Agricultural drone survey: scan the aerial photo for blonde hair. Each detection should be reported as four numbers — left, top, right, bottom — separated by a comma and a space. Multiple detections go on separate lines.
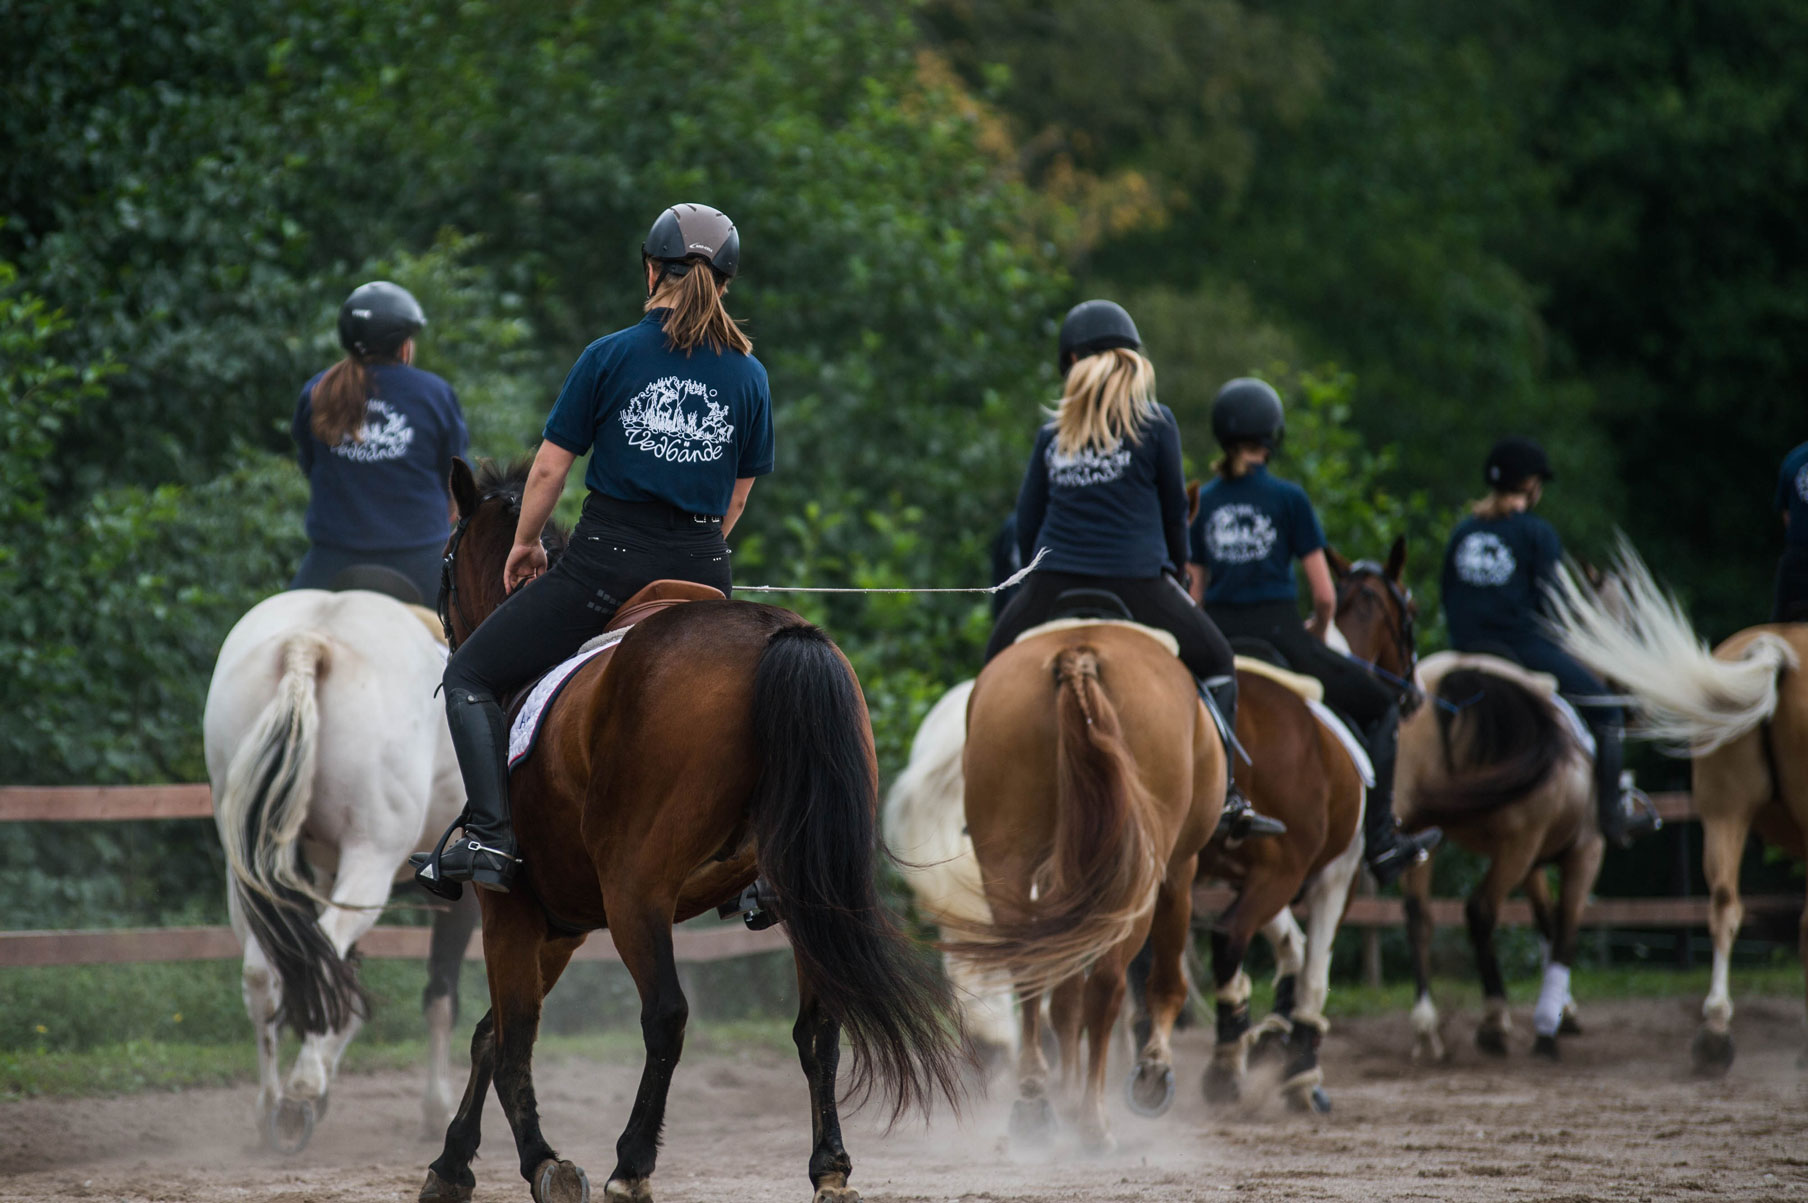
645, 264, 752, 356
1051, 348, 1157, 457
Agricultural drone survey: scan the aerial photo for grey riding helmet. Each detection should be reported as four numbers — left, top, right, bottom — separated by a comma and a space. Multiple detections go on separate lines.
338, 281, 426, 358
1211, 377, 1285, 450
1057, 299, 1142, 376
643, 203, 740, 281
1484, 436, 1555, 488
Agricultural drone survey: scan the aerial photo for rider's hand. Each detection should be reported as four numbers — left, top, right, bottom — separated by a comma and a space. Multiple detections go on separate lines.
504, 541, 548, 594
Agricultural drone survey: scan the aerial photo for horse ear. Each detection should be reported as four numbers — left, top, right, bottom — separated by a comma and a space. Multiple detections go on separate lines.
1385, 535, 1408, 582
1186, 479, 1201, 526
449, 457, 480, 519
1324, 546, 1352, 578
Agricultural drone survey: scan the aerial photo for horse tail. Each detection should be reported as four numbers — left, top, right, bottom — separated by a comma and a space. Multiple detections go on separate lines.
749, 623, 965, 1121
945, 645, 1163, 996
214, 632, 366, 1036
1545, 546, 1798, 753
1412, 668, 1572, 822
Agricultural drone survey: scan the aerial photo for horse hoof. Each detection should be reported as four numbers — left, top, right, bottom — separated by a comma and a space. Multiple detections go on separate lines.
1202, 1064, 1241, 1106
1559, 1007, 1583, 1036
1691, 1027, 1735, 1076
602, 1178, 650, 1203
1125, 1063, 1175, 1118
535, 1159, 591, 1203
1079, 1130, 1118, 1157
1531, 1034, 1560, 1061
1474, 1027, 1509, 1058
265, 1097, 315, 1155
811, 1183, 861, 1203
419, 1169, 475, 1203
1310, 1087, 1331, 1114
1009, 1096, 1057, 1145
1285, 1085, 1331, 1114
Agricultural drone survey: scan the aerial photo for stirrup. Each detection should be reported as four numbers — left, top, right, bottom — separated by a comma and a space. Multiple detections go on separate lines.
717, 878, 782, 931
1214, 790, 1286, 847
410, 814, 468, 902
1368, 826, 1442, 887
1606, 785, 1662, 849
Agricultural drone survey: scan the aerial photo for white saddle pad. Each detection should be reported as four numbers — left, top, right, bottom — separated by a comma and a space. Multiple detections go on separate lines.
1303, 698, 1376, 788
1013, 617, 1180, 656
507, 627, 630, 769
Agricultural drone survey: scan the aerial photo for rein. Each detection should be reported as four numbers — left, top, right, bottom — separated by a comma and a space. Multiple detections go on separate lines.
438, 488, 541, 654
1336, 560, 1420, 702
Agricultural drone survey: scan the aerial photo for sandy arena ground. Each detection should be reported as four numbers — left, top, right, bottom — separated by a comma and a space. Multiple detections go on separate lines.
3, 996, 1805, 1203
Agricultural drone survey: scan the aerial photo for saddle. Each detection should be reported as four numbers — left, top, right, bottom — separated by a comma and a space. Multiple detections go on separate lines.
507, 580, 726, 768
1233, 655, 1325, 703
1013, 587, 1181, 656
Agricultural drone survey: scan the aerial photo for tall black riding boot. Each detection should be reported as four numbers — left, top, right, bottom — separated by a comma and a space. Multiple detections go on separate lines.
412, 688, 520, 893
1203, 675, 1285, 842
1591, 718, 1658, 849
1361, 706, 1441, 886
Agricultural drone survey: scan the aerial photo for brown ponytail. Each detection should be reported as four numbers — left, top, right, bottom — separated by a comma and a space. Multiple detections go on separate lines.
309, 357, 373, 446
1214, 444, 1264, 479
645, 264, 752, 356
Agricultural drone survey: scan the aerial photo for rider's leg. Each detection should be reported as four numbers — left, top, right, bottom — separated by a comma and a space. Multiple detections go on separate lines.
1512, 636, 1654, 848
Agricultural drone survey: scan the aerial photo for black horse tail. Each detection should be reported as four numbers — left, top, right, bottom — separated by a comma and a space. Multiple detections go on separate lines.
214, 633, 367, 1035
749, 622, 966, 1121
1412, 667, 1572, 823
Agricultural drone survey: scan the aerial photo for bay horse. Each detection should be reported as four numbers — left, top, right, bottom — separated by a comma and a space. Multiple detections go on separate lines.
420, 458, 962, 1203
1329, 542, 1598, 1062
947, 621, 1222, 1152
203, 588, 480, 1152
1545, 545, 1807, 1073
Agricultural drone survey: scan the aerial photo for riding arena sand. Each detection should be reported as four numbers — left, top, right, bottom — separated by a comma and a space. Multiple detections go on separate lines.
2, 997, 1803, 1203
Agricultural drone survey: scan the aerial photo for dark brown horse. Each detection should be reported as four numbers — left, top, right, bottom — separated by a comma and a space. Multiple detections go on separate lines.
420, 459, 962, 1203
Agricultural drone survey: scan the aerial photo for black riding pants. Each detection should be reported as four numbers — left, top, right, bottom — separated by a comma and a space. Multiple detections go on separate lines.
442, 493, 733, 705
983, 569, 1234, 683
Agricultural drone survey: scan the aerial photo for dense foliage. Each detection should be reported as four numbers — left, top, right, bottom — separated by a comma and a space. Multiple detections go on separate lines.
5, 1, 1801, 931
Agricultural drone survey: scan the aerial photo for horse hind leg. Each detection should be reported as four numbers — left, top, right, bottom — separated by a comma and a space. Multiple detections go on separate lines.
1401, 857, 1444, 1062
1008, 989, 1057, 1145
228, 890, 284, 1143
792, 965, 856, 1203
1076, 945, 1132, 1154
1468, 840, 1541, 1058
602, 899, 691, 1203
1531, 838, 1603, 1061
424, 890, 481, 1138
1248, 908, 1306, 1068
1284, 830, 1364, 1114
1125, 861, 1194, 1120
1203, 917, 1255, 1106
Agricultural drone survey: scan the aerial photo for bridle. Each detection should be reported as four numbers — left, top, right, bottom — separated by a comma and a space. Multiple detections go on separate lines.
1336, 560, 1420, 701
437, 489, 517, 655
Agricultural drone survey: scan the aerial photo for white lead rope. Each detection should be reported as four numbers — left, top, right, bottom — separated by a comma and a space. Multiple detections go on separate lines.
734, 547, 1051, 595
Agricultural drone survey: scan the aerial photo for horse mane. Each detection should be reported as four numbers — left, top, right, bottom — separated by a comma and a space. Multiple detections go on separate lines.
472, 455, 571, 562
1413, 667, 1572, 823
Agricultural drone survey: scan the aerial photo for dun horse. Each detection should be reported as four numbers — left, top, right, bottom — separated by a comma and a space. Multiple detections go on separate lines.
950, 621, 1222, 1152
420, 459, 962, 1203
203, 587, 479, 1152
1547, 544, 1807, 1072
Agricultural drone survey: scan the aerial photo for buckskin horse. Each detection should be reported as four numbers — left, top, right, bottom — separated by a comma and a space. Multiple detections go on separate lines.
419, 459, 962, 1203
1546, 543, 1807, 1073
946, 618, 1222, 1153
204, 586, 480, 1153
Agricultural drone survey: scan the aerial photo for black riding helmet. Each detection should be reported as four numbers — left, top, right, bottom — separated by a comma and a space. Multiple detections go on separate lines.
1057, 299, 1141, 376
1484, 436, 1555, 489
338, 281, 426, 359
643, 203, 740, 283
1211, 377, 1285, 450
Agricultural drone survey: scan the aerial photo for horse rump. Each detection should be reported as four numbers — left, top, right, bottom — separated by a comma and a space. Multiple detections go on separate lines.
748, 622, 966, 1120
216, 633, 367, 1036
1414, 667, 1572, 823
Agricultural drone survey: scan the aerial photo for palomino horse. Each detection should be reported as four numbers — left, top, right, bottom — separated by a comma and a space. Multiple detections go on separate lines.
1327, 540, 1598, 1060
1546, 546, 1808, 1073
203, 588, 480, 1152
420, 459, 962, 1203
948, 621, 1222, 1152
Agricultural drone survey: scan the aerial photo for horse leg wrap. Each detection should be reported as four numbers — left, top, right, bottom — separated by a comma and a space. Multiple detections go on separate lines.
1533, 963, 1571, 1038
1215, 999, 1251, 1049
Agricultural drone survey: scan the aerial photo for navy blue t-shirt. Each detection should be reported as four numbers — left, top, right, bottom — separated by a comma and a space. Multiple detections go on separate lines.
1013, 404, 1188, 579
1441, 511, 1564, 647
1776, 441, 1808, 547
1189, 465, 1327, 606
292, 363, 468, 551
542, 311, 774, 516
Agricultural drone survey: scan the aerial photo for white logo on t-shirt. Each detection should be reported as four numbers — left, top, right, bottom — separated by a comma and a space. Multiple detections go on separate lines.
1047, 440, 1132, 487
330, 399, 414, 463
1455, 531, 1517, 587
1795, 461, 1808, 503
1205, 503, 1278, 564
620, 376, 734, 464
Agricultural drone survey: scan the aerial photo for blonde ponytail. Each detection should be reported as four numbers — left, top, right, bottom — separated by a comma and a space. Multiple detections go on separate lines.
1051, 347, 1157, 457
645, 265, 752, 356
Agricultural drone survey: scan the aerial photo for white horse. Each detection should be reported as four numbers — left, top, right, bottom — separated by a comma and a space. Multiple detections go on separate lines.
203, 588, 474, 1152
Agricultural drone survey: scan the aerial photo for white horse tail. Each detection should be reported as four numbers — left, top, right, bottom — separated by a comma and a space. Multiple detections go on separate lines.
1546, 541, 1798, 754
216, 632, 365, 1035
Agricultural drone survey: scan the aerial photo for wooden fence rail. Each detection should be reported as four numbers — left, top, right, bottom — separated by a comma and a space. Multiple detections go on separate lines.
1, 785, 1796, 968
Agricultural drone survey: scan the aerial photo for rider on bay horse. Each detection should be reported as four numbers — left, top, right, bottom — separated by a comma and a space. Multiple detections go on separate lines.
984, 299, 1283, 841
413, 204, 774, 893
1189, 378, 1442, 885
1441, 436, 1659, 849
